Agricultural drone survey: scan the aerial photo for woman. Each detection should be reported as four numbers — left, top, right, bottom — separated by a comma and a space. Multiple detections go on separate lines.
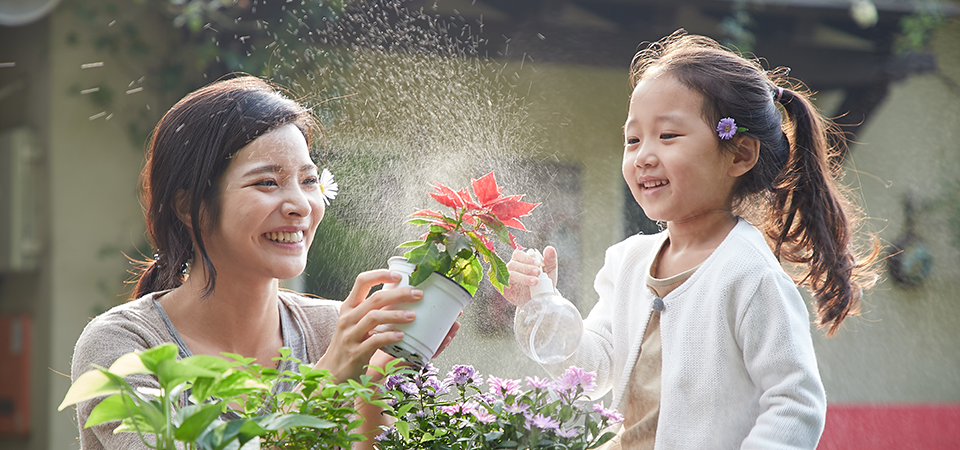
70, 76, 457, 449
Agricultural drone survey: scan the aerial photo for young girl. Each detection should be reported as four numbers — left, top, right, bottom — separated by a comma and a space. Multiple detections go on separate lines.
70, 77, 459, 450
505, 32, 877, 449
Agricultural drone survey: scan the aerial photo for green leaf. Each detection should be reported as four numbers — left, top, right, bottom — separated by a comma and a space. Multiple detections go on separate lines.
107, 352, 151, 377
589, 431, 617, 448
59, 369, 123, 411
138, 343, 180, 373
173, 402, 225, 442
395, 420, 410, 441
155, 358, 221, 393
83, 393, 140, 428
397, 239, 426, 248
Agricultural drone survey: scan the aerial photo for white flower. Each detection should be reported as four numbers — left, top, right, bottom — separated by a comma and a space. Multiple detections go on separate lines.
319, 168, 338, 206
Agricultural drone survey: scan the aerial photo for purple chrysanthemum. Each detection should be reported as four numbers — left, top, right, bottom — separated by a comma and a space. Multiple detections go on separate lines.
525, 413, 560, 431
445, 365, 477, 386
556, 427, 581, 438
382, 374, 405, 392
399, 381, 420, 395
375, 427, 395, 441
422, 376, 448, 396
487, 375, 521, 398
717, 117, 737, 140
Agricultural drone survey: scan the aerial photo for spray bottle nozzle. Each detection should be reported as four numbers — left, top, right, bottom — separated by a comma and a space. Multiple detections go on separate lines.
526, 248, 554, 298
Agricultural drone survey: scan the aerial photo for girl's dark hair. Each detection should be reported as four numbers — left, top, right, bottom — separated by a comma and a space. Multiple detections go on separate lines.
630, 31, 879, 336
133, 76, 317, 300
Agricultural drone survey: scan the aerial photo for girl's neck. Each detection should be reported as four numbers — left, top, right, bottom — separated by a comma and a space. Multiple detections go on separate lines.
159, 265, 282, 360
657, 211, 737, 278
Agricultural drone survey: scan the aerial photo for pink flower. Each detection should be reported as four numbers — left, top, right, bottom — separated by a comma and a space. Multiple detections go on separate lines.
592, 402, 624, 424
471, 407, 497, 424
557, 366, 597, 394
525, 376, 554, 390
487, 375, 521, 398
525, 413, 560, 431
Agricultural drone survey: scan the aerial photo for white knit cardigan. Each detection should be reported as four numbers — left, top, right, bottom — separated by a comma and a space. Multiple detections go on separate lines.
544, 219, 826, 449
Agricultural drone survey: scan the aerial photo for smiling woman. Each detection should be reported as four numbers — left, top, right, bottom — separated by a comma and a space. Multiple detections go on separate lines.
68, 76, 459, 450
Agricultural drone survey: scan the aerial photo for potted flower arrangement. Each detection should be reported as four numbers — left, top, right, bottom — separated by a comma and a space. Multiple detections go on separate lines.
60, 344, 620, 450
375, 364, 621, 449
379, 171, 539, 365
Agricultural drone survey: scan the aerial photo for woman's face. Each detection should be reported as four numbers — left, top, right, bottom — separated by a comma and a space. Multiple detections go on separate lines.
202, 123, 324, 283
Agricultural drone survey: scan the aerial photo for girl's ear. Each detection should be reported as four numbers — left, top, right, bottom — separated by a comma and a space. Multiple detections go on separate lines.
728, 135, 760, 178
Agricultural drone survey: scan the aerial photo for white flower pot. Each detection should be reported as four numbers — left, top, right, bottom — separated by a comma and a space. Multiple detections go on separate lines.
379, 256, 473, 366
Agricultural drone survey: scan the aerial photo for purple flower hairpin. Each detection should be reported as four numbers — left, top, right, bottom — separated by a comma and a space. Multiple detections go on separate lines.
717, 117, 748, 140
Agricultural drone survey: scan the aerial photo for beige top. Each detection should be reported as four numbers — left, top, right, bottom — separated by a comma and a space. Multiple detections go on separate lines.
603, 240, 700, 450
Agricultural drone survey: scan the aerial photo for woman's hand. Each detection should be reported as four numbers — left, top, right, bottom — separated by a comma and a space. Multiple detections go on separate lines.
502, 246, 559, 307
316, 269, 423, 383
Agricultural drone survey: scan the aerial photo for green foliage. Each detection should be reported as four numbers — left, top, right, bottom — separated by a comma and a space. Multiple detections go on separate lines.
60, 344, 385, 450
894, 10, 946, 54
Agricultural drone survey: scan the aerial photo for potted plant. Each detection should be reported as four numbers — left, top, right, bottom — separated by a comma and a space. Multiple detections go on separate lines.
379, 171, 539, 365
58, 343, 387, 450
375, 363, 621, 449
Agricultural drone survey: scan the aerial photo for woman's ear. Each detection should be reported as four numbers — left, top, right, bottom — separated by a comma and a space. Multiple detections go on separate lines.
728, 135, 760, 178
173, 190, 192, 229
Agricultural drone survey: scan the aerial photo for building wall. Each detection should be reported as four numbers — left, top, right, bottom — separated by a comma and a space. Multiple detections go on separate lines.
812, 16, 960, 403
1, 3, 958, 450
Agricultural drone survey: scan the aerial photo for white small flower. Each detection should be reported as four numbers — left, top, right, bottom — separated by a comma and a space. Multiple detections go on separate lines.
436, 242, 446, 252
319, 168, 338, 206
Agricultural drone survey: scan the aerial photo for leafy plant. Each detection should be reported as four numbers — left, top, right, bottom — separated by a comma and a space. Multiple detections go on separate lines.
399, 171, 539, 296
374, 364, 620, 450
59, 343, 387, 450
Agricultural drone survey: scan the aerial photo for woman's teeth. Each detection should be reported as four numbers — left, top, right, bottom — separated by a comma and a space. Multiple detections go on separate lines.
265, 231, 303, 243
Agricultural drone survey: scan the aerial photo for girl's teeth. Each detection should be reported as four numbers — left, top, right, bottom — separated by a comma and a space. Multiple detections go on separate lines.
643, 180, 667, 188
266, 231, 303, 243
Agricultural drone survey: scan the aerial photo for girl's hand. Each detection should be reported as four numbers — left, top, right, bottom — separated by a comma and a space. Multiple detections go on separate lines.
317, 269, 423, 383
503, 246, 559, 307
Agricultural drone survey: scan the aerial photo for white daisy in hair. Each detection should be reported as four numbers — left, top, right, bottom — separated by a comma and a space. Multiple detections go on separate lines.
319, 167, 338, 205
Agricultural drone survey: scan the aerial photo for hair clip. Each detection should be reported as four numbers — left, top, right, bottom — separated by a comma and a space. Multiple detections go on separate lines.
717, 117, 748, 140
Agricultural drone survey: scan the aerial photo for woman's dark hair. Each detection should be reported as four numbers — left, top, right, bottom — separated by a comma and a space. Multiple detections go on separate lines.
133, 76, 317, 299
630, 31, 879, 336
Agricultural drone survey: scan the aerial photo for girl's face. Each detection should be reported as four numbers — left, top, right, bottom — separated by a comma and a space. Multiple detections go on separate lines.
622, 74, 739, 225
202, 123, 324, 283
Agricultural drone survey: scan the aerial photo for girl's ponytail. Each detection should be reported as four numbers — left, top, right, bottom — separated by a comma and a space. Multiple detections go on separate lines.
767, 86, 878, 335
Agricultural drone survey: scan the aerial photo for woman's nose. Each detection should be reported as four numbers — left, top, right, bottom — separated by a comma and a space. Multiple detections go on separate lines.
281, 188, 312, 217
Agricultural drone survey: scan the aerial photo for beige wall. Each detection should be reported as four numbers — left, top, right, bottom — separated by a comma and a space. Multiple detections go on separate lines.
812, 17, 960, 402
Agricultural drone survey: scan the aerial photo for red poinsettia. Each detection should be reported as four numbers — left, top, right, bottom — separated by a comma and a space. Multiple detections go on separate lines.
400, 171, 539, 295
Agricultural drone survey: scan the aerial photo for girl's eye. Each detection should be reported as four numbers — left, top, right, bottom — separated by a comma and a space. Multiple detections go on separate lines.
254, 179, 278, 187
660, 133, 678, 140
625, 137, 640, 145
303, 176, 319, 186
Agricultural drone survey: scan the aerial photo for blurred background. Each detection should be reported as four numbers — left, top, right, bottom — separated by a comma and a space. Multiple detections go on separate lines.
0, 0, 958, 448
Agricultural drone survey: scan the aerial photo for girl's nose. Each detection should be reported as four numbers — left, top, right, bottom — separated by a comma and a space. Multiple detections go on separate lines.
634, 144, 657, 167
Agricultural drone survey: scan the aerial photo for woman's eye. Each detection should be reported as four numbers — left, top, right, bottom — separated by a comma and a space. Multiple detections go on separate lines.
303, 176, 319, 186
254, 179, 278, 187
